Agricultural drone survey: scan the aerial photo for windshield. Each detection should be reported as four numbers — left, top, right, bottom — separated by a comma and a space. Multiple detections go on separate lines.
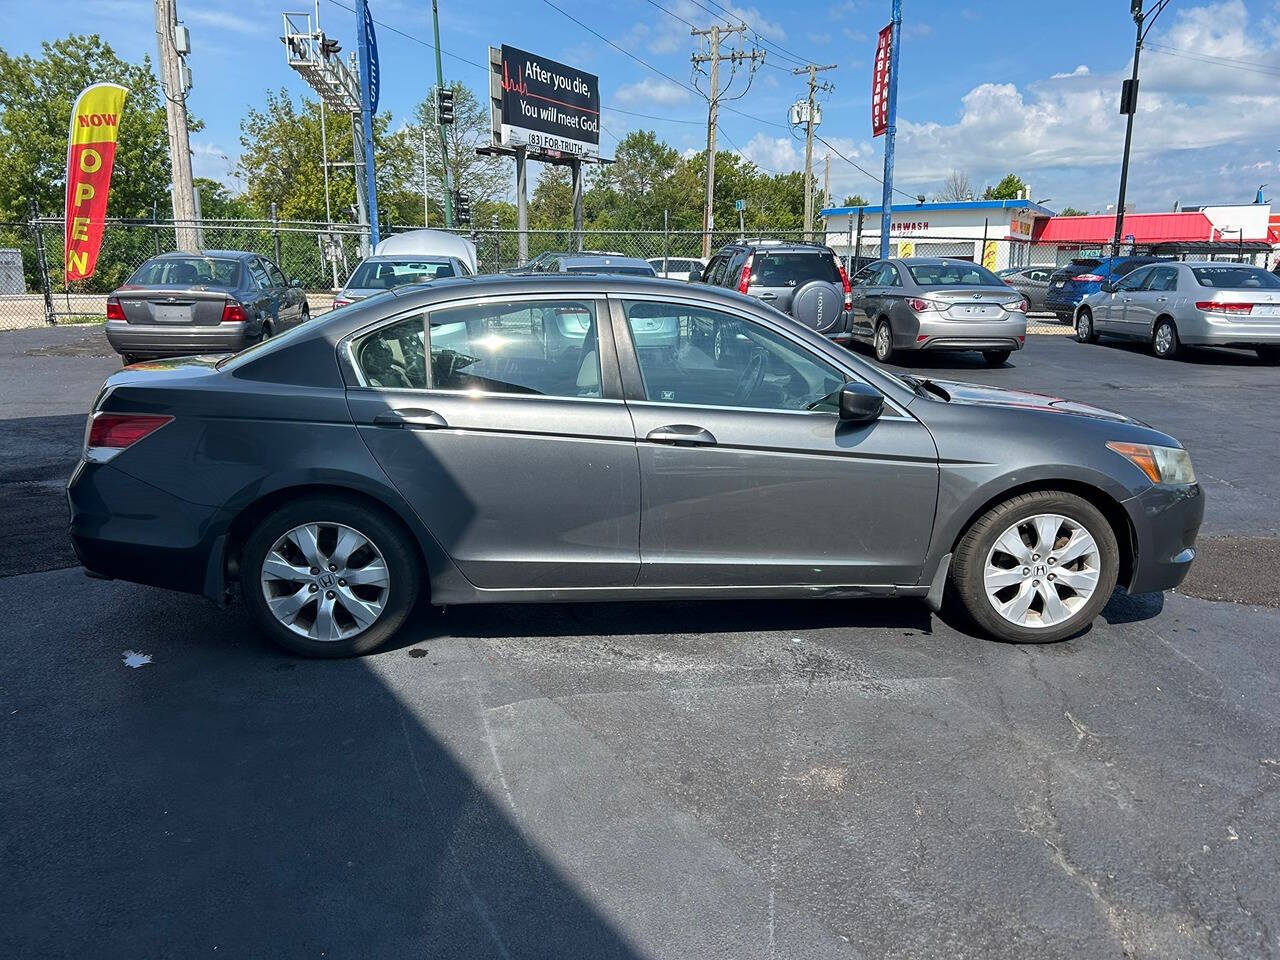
347, 258, 455, 290
129, 257, 240, 286
908, 262, 1006, 287
751, 251, 841, 286
1191, 265, 1280, 289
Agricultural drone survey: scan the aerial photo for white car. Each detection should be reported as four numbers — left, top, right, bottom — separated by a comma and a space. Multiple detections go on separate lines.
375, 229, 478, 274
647, 256, 708, 281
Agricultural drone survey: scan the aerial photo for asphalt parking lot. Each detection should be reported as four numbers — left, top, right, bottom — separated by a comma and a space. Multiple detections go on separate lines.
3, 325, 1278, 959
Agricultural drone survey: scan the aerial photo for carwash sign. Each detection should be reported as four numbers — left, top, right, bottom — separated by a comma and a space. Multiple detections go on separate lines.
498, 45, 599, 158
65, 82, 127, 282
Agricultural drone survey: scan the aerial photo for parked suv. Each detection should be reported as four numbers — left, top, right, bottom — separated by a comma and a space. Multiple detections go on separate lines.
1044, 256, 1167, 323
697, 240, 853, 345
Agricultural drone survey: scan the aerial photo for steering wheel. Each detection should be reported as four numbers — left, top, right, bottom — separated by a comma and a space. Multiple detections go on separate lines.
731, 350, 766, 404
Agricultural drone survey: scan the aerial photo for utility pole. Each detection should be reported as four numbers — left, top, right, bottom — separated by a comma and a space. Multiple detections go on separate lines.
154, 0, 198, 251
1112, 0, 1172, 257
793, 62, 836, 239
432, 0, 455, 227
692, 23, 763, 258
879, 0, 902, 260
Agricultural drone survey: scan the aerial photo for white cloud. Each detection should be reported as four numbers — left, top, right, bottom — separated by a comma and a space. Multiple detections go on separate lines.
738, 133, 802, 173
1050, 65, 1091, 79
181, 8, 260, 34
614, 78, 690, 107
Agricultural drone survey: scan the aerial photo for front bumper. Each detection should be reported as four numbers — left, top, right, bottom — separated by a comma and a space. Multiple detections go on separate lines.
1122, 481, 1204, 594
105, 319, 252, 358
67, 459, 225, 599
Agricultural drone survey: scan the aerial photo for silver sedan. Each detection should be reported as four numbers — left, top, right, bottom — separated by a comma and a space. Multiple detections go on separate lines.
850, 257, 1029, 366
1073, 261, 1280, 362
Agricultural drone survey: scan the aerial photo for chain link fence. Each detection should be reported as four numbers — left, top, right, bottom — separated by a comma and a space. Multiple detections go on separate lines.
3, 218, 1270, 336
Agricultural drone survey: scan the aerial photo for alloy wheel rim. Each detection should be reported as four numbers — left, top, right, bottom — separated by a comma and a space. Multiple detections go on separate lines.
260, 522, 390, 642
1155, 325, 1173, 354
983, 513, 1101, 629
1078, 314, 1090, 339
876, 325, 890, 357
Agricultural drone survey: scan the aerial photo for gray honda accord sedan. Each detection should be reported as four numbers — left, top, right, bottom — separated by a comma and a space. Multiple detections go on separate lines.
68, 274, 1202, 657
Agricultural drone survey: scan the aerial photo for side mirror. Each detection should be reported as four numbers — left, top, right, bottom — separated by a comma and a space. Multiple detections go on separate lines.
688, 268, 703, 282
839, 382, 884, 423
290, 278, 303, 288
1100, 280, 1115, 293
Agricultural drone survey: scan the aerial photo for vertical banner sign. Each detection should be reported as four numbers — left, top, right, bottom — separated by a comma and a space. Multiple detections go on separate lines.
871, 23, 893, 137
65, 82, 128, 281
356, 0, 380, 245
983, 240, 999, 271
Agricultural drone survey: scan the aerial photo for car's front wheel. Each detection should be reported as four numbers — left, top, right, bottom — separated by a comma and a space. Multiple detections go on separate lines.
949, 490, 1119, 644
241, 497, 421, 657
1075, 308, 1097, 343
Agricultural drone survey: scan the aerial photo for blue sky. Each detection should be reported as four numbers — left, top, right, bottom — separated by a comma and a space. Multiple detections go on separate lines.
4, 0, 1280, 212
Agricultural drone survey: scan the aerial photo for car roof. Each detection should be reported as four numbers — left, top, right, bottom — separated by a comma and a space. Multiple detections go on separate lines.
151, 250, 252, 260
559, 254, 652, 267
894, 257, 985, 265
720, 241, 832, 254
374, 229, 478, 271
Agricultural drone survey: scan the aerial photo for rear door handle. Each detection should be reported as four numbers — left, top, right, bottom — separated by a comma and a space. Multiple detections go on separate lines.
758, 292, 777, 300
372, 408, 448, 429
1156, 297, 1168, 302
646, 424, 717, 446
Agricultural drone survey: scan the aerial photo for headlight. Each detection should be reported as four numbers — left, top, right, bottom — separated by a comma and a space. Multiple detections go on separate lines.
1106, 441, 1196, 485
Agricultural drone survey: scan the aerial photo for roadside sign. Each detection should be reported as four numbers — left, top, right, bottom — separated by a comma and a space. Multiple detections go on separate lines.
734, 199, 746, 212
494, 44, 599, 158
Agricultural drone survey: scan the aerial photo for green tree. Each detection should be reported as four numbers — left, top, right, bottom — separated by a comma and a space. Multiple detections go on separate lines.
840, 194, 870, 207
530, 165, 573, 227
982, 173, 1028, 200
410, 82, 507, 225
0, 34, 186, 220
237, 88, 417, 223
193, 177, 252, 219
1058, 205, 1087, 217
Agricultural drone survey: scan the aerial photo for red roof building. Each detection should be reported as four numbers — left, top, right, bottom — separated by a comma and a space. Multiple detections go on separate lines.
1031, 212, 1217, 246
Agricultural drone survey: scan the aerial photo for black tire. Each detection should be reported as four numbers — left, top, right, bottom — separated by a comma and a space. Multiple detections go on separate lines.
300, 306, 310, 324
259, 320, 274, 342
873, 320, 895, 363
982, 349, 1012, 366
1256, 345, 1280, 364
121, 353, 139, 366
1074, 308, 1097, 344
241, 496, 421, 658
1152, 318, 1179, 359
949, 490, 1119, 644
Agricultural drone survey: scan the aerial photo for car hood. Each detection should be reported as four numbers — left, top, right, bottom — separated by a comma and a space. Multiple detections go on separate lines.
923, 378, 1140, 424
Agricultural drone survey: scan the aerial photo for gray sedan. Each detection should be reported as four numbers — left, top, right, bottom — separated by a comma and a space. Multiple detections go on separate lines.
1074, 261, 1280, 362
997, 265, 1055, 312
105, 251, 308, 364
70, 274, 1201, 657
850, 258, 1029, 365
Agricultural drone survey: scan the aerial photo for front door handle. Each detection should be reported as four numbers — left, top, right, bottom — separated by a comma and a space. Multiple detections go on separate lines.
1156, 296, 1168, 302
758, 292, 778, 300
372, 407, 448, 429
646, 424, 717, 446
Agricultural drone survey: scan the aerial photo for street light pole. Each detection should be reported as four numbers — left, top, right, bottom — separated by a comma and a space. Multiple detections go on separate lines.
1112, 0, 1172, 257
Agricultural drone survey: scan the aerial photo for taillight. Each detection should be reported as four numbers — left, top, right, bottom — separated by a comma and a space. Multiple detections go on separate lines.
333, 296, 352, 308
221, 300, 248, 323
1195, 301, 1253, 314
737, 254, 754, 294
84, 412, 172, 462
833, 255, 853, 309
106, 296, 125, 321
907, 298, 937, 312
1073, 273, 1104, 283
1015, 297, 1030, 313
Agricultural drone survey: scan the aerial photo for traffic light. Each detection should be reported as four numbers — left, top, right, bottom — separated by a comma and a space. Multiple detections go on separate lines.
453, 190, 471, 225
320, 34, 341, 58
436, 88, 455, 125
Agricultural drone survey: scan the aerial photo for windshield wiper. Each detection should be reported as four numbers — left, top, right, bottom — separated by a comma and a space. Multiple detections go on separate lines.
902, 375, 950, 401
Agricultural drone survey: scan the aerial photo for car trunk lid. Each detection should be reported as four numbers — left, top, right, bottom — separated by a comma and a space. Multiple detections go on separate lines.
927, 287, 1023, 320
114, 285, 231, 325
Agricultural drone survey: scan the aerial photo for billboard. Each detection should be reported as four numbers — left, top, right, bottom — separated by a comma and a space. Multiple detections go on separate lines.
871, 23, 893, 137
494, 44, 599, 158
65, 82, 128, 282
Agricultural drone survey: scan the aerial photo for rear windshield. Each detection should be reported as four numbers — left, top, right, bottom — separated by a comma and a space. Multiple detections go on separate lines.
1191, 265, 1280, 289
566, 264, 656, 276
1066, 258, 1102, 271
751, 252, 841, 286
129, 257, 239, 286
908, 262, 1005, 287
348, 259, 455, 289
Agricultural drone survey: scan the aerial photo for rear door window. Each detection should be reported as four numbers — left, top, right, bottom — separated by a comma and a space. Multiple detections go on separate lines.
1144, 266, 1179, 292
706, 255, 731, 286
875, 262, 903, 286
247, 260, 271, 289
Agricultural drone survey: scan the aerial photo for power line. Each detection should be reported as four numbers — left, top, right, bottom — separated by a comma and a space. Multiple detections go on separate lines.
815, 134, 920, 204
689, 0, 811, 67
639, 0, 698, 30
1145, 42, 1280, 78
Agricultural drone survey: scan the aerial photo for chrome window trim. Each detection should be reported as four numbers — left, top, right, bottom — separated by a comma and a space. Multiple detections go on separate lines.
626, 397, 912, 421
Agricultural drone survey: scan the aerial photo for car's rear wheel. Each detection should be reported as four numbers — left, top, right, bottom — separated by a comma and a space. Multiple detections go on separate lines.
873, 320, 895, 362
242, 497, 421, 657
1075, 308, 1097, 343
949, 490, 1119, 644
121, 353, 140, 366
1256, 345, 1280, 364
1152, 318, 1179, 359
982, 349, 1012, 366
259, 320, 274, 343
